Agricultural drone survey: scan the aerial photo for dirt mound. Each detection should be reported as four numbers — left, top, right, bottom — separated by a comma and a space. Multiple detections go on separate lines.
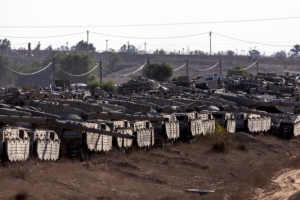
1, 134, 300, 199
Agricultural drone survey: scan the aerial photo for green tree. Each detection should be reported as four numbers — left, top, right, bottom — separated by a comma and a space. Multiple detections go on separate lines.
119, 43, 138, 53
153, 49, 166, 55
0, 39, 11, 54
58, 53, 94, 83
226, 50, 235, 56
46, 45, 53, 51
227, 65, 250, 77
87, 80, 117, 93
108, 48, 120, 71
273, 50, 287, 59
249, 49, 260, 59
143, 62, 174, 81
34, 41, 41, 51
0, 54, 15, 86
290, 44, 300, 57
72, 40, 96, 52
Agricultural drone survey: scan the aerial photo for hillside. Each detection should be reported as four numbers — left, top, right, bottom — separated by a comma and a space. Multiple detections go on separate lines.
1, 132, 300, 199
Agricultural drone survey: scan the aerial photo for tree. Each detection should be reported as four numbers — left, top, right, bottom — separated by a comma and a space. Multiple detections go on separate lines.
273, 50, 287, 59
0, 54, 15, 86
58, 53, 94, 83
119, 43, 138, 53
108, 48, 121, 71
46, 45, 53, 51
153, 49, 166, 55
290, 44, 300, 57
0, 38, 11, 54
227, 65, 250, 77
87, 80, 117, 93
72, 40, 96, 52
143, 62, 174, 81
34, 41, 41, 51
248, 49, 260, 59
193, 50, 205, 55
226, 50, 235, 56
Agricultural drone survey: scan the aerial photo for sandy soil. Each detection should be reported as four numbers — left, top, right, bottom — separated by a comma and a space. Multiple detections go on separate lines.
1, 132, 300, 200
256, 169, 300, 200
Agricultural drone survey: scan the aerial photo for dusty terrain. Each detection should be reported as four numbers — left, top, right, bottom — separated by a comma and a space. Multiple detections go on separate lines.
1, 132, 300, 200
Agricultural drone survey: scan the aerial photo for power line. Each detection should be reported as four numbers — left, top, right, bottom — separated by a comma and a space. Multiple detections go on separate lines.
213, 32, 292, 47
1, 16, 299, 28
90, 31, 208, 39
0, 32, 85, 39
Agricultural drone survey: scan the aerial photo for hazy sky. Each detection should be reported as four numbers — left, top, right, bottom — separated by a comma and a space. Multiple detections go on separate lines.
1, 0, 299, 55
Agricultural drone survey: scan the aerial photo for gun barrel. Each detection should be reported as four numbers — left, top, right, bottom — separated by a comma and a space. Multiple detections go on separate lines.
0, 115, 54, 124
85, 111, 166, 122
53, 120, 135, 139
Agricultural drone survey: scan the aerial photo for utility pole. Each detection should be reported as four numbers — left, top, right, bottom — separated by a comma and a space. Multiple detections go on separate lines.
144, 42, 146, 54
209, 31, 211, 61
52, 58, 55, 85
186, 60, 189, 77
82, 57, 84, 83
147, 58, 150, 66
256, 59, 259, 76
219, 59, 222, 87
87, 30, 89, 53
100, 60, 102, 83
106, 40, 108, 51
219, 59, 222, 76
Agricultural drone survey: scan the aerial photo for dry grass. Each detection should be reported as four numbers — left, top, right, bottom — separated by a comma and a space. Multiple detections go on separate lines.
0, 132, 300, 199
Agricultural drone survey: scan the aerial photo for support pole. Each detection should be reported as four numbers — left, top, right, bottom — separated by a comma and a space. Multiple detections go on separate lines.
147, 58, 150, 66
186, 60, 189, 77
256, 59, 259, 76
218, 59, 222, 87
209, 31, 211, 61
219, 59, 222, 76
52, 58, 55, 85
87, 30, 89, 53
100, 60, 102, 83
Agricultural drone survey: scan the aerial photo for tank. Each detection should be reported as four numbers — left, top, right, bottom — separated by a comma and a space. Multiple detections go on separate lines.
175, 111, 215, 140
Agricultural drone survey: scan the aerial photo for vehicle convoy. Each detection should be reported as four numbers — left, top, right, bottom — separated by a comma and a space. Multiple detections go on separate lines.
2, 71, 300, 162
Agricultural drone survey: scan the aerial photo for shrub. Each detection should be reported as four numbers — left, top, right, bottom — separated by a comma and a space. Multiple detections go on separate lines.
212, 139, 226, 152
87, 80, 117, 94
236, 143, 248, 151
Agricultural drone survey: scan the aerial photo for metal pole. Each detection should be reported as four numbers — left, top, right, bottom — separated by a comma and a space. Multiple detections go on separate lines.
82, 57, 84, 83
106, 40, 108, 51
219, 59, 222, 87
186, 60, 189, 77
144, 42, 146, 54
52, 58, 55, 85
100, 60, 102, 83
256, 59, 259, 76
219, 59, 222, 76
209, 31, 211, 61
87, 30, 89, 53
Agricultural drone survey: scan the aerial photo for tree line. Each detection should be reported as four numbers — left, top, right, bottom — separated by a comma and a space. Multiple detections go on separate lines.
1, 38, 299, 58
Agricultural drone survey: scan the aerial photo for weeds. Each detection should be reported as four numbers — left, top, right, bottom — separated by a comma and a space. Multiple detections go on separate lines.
236, 143, 249, 151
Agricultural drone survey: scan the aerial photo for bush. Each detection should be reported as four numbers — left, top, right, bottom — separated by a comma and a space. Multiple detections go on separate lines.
87, 80, 117, 94
212, 139, 226, 152
236, 143, 248, 151
142, 62, 174, 81
207, 122, 227, 140
227, 65, 250, 77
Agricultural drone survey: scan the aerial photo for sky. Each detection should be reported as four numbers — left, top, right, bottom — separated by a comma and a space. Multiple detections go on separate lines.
1, 0, 300, 56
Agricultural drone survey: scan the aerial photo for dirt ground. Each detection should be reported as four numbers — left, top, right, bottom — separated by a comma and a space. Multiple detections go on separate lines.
1, 132, 300, 200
